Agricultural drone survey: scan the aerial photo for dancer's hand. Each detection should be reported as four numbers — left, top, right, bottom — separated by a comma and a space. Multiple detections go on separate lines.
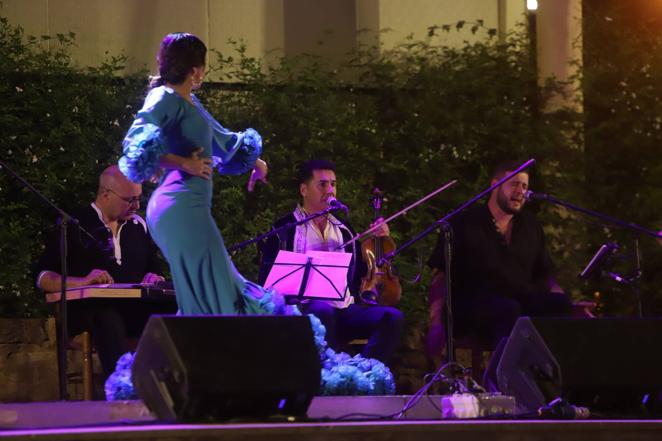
248, 158, 268, 192
182, 147, 213, 179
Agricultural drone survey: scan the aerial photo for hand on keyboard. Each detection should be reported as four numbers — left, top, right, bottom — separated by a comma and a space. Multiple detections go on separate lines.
85, 269, 114, 285
142, 272, 165, 285
147, 280, 174, 290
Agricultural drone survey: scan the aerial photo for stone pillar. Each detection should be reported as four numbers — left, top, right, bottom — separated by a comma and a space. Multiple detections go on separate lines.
536, 0, 583, 112
498, 0, 528, 41
355, 0, 380, 50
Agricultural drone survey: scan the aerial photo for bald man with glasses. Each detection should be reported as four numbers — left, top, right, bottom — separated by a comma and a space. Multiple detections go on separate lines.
35, 165, 167, 376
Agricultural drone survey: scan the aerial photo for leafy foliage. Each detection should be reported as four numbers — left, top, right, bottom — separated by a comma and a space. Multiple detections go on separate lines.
2, 8, 659, 324
580, 0, 662, 316
0, 16, 145, 316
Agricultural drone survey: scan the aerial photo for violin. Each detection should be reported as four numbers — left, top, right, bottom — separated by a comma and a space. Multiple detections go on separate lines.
360, 188, 402, 306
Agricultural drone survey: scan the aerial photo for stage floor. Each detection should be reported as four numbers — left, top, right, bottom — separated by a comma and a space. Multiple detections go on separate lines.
2, 398, 662, 441
3, 418, 662, 441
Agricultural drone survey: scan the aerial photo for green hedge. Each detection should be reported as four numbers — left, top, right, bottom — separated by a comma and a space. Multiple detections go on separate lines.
581, 0, 662, 316
0, 18, 145, 316
1, 12, 661, 322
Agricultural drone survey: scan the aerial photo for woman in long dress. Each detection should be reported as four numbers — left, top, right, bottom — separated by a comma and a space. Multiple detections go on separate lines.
119, 32, 270, 315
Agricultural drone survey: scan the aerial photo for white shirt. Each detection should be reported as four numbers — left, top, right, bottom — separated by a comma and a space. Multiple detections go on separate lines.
90, 202, 146, 266
292, 205, 355, 309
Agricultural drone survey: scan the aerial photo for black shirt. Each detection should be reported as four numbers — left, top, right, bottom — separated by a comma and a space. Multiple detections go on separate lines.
37, 204, 163, 284
428, 203, 554, 303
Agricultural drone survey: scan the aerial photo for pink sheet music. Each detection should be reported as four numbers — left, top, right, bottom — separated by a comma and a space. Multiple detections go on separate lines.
263, 250, 352, 300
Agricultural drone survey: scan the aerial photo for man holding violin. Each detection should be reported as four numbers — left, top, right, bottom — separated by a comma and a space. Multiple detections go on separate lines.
258, 159, 403, 364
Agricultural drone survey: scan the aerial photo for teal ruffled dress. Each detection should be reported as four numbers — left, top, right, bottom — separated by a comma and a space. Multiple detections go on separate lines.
119, 86, 268, 315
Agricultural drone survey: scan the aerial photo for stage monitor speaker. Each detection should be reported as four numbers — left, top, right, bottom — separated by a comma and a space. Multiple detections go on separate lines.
132, 315, 321, 422
490, 317, 662, 414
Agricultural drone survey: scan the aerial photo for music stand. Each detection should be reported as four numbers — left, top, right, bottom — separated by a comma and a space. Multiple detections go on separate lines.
578, 242, 619, 280
264, 250, 352, 303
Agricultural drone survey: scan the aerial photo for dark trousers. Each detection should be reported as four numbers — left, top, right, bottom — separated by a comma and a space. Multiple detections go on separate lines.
456, 292, 573, 349
66, 299, 176, 376
304, 300, 404, 364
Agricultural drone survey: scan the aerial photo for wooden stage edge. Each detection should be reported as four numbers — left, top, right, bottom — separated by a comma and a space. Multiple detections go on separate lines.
3, 420, 662, 441
2, 399, 662, 441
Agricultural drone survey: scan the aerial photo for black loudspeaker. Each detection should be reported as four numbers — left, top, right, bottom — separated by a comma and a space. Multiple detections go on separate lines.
132, 315, 321, 422
490, 317, 662, 414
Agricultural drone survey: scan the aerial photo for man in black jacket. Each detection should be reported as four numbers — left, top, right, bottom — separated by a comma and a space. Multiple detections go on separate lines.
427, 161, 572, 353
36, 165, 170, 375
259, 160, 403, 364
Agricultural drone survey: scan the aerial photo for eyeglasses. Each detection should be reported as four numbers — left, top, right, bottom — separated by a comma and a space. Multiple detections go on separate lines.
104, 187, 141, 205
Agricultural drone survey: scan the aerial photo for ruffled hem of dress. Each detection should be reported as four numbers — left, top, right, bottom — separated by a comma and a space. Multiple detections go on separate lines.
239, 280, 300, 316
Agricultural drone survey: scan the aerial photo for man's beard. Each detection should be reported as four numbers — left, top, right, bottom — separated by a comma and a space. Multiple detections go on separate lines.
496, 190, 522, 215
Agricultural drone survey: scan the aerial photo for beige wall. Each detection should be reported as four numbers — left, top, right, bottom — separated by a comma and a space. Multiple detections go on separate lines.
1, 0, 280, 78
1, 0, 527, 79
372, 0, 501, 48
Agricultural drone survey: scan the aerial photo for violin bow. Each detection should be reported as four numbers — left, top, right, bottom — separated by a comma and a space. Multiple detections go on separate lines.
335, 179, 458, 250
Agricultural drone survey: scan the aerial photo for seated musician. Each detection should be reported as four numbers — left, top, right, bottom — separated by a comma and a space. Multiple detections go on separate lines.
36, 165, 170, 376
258, 159, 403, 364
426, 161, 573, 354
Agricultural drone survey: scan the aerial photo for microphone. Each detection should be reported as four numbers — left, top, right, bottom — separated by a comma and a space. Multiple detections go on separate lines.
327, 196, 349, 212
538, 399, 590, 419
524, 190, 551, 201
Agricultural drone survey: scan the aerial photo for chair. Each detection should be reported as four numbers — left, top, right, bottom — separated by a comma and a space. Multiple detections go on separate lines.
426, 274, 491, 381
66, 331, 94, 400
427, 300, 598, 383
453, 335, 492, 382
53, 301, 95, 400
347, 338, 369, 354
426, 323, 491, 382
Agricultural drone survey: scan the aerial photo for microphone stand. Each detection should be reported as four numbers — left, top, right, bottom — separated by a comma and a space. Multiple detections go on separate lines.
530, 193, 661, 240
0, 159, 93, 401
377, 159, 536, 368
531, 193, 657, 317
228, 205, 346, 253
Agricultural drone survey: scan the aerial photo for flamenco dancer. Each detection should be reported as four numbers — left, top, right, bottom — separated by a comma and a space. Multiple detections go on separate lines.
119, 32, 270, 315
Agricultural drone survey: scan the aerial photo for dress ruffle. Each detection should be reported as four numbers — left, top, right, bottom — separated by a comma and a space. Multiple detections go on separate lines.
118, 124, 167, 183
239, 279, 300, 316
213, 128, 263, 176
